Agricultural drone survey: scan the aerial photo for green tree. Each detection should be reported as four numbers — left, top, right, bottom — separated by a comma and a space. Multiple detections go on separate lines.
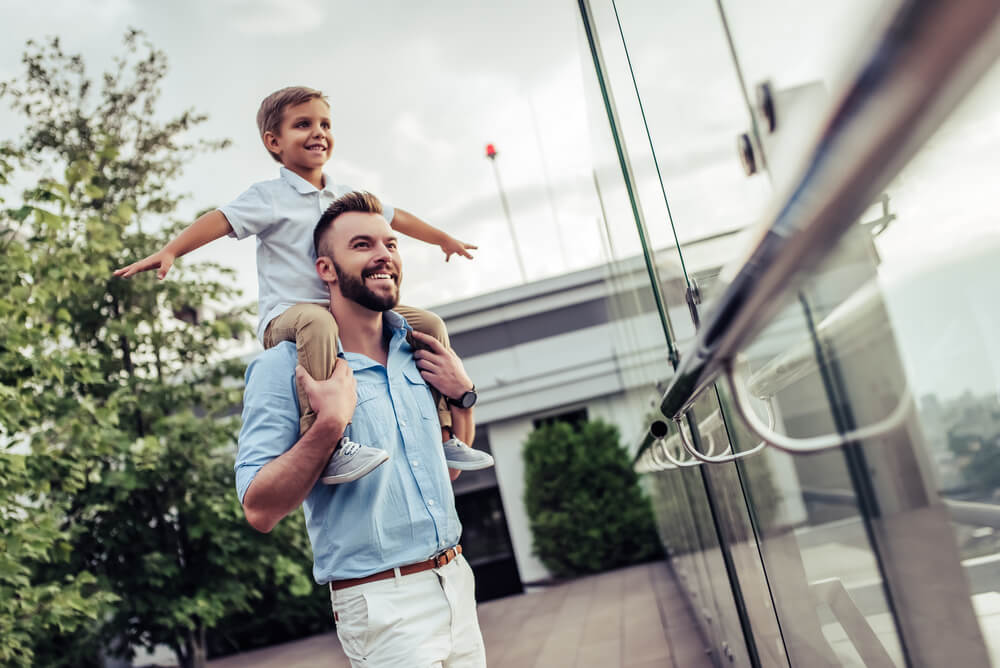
523, 419, 663, 577
0, 32, 327, 668
0, 147, 119, 666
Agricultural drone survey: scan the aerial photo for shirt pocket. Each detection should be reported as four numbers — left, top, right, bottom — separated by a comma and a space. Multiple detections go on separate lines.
350, 381, 387, 442
355, 381, 381, 407
402, 366, 438, 422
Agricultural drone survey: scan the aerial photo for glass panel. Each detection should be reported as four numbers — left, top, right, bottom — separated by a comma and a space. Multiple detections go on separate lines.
717, 0, 897, 189
647, 461, 733, 657
803, 61, 1000, 665
575, 1, 750, 659
586, 0, 797, 663
687, 390, 781, 667
719, 0, 1000, 663
733, 295, 908, 666
692, 391, 792, 667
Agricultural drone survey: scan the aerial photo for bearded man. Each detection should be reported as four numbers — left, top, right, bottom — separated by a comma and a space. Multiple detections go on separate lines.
235, 191, 486, 667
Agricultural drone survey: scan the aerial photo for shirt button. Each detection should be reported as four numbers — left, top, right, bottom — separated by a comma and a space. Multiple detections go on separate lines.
412, 460, 420, 467
428, 499, 436, 506
399, 419, 407, 426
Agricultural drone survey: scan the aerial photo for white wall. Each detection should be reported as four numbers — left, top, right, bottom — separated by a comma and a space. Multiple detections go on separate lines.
483, 387, 662, 584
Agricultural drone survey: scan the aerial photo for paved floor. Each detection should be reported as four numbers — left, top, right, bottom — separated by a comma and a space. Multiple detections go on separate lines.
208, 561, 712, 668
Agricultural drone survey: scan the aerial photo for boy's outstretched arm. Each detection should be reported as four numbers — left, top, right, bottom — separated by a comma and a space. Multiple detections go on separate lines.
114, 210, 234, 279
390, 207, 477, 261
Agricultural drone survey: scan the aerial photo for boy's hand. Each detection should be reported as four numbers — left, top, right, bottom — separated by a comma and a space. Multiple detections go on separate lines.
114, 249, 176, 280
440, 236, 477, 262
411, 330, 474, 400
296, 361, 356, 429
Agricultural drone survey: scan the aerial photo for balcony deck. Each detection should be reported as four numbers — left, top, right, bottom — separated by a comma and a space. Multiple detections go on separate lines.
207, 561, 712, 668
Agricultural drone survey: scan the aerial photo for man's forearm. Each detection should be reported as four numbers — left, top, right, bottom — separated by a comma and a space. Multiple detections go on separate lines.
242, 416, 347, 532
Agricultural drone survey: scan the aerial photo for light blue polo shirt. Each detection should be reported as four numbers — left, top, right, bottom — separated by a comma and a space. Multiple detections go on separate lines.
220, 167, 394, 342
235, 311, 461, 584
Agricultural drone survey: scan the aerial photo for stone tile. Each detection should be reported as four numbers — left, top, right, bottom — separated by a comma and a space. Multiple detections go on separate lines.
627, 658, 679, 668
207, 633, 348, 668
208, 562, 711, 668
575, 639, 621, 668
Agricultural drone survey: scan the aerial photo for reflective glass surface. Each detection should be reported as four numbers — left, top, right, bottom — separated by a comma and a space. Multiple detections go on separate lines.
582, 0, 791, 663
590, 0, 1000, 665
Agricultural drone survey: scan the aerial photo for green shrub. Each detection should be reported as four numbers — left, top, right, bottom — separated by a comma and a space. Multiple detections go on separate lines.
523, 419, 663, 577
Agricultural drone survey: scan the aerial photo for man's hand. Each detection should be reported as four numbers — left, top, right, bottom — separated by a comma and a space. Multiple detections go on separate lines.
114, 249, 176, 280
297, 360, 357, 429
440, 236, 477, 262
411, 330, 473, 399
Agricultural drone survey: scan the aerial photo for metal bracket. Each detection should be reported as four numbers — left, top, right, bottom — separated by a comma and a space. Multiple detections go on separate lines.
724, 361, 913, 454
640, 420, 701, 469
650, 435, 701, 469
685, 279, 702, 328
674, 403, 771, 464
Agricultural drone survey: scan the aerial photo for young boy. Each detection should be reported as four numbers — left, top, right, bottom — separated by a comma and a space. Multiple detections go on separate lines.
115, 86, 494, 483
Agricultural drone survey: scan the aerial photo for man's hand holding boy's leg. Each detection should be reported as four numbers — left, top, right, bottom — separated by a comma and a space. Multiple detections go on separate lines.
242, 360, 357, 532
411, 330, 493, 473
297, 360, 356, 431
300, 360, 390, 486
410, 330, 474, 401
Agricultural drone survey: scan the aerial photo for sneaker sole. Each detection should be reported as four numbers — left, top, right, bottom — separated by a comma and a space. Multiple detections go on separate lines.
444, 458, 496, 471
321, 452, 390, 485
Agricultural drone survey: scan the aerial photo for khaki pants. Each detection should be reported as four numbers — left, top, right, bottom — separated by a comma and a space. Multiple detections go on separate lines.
263, 303, 452, 435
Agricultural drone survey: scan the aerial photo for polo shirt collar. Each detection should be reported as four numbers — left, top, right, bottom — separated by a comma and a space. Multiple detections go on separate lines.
279, 166, 337, 195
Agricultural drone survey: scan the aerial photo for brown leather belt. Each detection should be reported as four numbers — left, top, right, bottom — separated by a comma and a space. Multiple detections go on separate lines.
329, 545, 462, 591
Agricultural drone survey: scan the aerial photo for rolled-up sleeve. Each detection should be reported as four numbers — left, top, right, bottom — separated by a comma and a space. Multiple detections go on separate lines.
235, 344, 300, 503
220, 183, 276, 240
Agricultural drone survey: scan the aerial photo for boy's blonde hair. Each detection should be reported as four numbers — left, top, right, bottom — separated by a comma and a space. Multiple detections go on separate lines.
256, 86, 329, 163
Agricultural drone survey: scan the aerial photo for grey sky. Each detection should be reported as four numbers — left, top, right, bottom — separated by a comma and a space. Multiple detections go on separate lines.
4, 0, 999, 398
1, 0, 772, 310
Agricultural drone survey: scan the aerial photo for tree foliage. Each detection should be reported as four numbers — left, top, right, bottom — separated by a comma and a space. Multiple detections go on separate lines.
0, 31, 327, 668
522, 419, 662, 578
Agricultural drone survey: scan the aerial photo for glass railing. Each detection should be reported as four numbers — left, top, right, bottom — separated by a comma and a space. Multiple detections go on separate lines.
626, 0, 1000, 665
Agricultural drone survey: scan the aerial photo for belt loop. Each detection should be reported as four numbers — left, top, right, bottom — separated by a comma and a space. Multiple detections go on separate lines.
393, 566, 401, 586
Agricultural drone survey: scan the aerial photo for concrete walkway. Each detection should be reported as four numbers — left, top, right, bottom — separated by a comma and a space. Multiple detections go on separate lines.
208, 561, 712, 668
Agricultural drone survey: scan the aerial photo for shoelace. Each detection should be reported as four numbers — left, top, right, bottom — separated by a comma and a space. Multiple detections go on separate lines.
340, 440, 360, 457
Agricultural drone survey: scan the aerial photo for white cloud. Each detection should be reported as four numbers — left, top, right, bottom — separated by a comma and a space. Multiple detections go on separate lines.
221, 0, 327, 35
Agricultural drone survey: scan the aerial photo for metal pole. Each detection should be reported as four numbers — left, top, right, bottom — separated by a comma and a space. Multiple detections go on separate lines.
486, 145, 527, 282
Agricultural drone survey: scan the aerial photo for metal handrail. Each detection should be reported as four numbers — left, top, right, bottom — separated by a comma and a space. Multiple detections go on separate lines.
675, 401, 771, 464
649, 0, 1000, 440
725, 362, 914, 454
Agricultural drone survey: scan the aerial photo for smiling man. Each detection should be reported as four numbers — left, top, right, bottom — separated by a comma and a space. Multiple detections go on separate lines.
235, 191, 486, 667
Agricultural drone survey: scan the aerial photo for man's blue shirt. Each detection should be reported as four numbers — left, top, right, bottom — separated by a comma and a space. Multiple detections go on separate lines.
235, 311, 462, 583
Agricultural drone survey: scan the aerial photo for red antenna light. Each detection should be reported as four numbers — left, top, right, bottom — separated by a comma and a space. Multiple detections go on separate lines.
485, 143, 498, 159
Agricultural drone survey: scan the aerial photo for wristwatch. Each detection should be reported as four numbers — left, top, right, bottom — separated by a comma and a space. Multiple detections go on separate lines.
447, 385, 478, 409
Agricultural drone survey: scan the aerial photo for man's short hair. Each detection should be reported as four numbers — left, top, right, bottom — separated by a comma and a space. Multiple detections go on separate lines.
314, 191, 385, 258
256, 86, 329, 163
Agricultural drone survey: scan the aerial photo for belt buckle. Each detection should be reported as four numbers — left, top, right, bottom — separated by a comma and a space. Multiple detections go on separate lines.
434, 549, 450, 568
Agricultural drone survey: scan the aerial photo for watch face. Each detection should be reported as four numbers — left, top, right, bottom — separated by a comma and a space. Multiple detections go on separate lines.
460, 390, 477, 408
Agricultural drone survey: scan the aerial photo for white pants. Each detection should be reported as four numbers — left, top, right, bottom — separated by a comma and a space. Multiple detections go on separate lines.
330, 554, 487, 667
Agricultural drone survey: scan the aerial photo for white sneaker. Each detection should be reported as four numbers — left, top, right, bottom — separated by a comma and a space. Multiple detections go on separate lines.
321, 436, 389, 485
442, 437, 495, 471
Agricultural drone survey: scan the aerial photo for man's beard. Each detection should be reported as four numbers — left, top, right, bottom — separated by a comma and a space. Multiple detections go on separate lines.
333, 260, 401, 312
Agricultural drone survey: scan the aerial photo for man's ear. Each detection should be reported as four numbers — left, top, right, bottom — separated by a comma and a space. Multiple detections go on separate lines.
316, 255, 338, 283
